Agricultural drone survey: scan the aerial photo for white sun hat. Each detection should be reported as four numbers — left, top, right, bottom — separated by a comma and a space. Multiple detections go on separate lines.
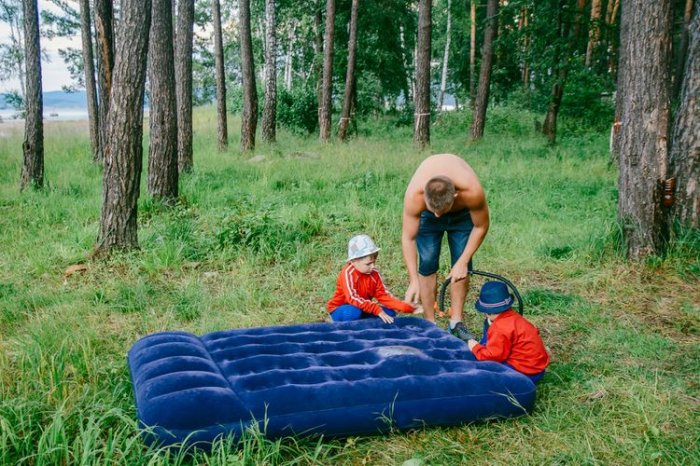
347, 234, 381, 261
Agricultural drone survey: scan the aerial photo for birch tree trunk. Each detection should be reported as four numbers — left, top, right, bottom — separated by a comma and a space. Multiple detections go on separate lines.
319, 0, 335, 142
94, 0, 114, 164
148, 0, 178, 202
78, 0, 100, 162
338, 0, 359, 141
438, 0, 451, 111
469, 0, 476, 107
240, 0, 258, 152
616, 0, 673, 259
20, 0, 43, 190
96, 0, 152, 254
212, 0, 228, 150
175, 0, 194, 171
470, 0, 497, 140
413, 0, 431, 148
669, 1, 699, 228
262, 0, 277, 143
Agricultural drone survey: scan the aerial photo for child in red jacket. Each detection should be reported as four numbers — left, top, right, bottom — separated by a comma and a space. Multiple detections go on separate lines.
461, 281, 550, 383
327, 234, 422, 323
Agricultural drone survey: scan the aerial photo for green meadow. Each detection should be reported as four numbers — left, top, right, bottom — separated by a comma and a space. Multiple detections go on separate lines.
0, 108, 698, 465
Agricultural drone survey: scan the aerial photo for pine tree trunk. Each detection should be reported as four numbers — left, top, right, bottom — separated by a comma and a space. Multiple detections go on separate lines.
542, 0, 586, 145
20, 0, 43, 190
520, 8, 529, 88
338, 0, 359, 141
673, 0, 695, 100
96, 0, 152, 254
147, 0, 178, 202
438, 0, 451, 111
94, 0, 114, 164
78, 0, 100, 163
413, 0, 431, 148
240, 0, 258, 152
616, 0, 673, 259
319, 0, 335, 142
605, 0, 621, 76
212, 0, 228, 150
175, 0, 194, 171
585, 0, 602, 67
262, 0, 277, 143
669, 1, 699, 228
469, 0, 476, 107
470, 0, 497, 140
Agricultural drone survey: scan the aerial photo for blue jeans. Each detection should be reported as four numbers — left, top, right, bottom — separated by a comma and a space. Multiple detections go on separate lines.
416, 209, 474, 276
481, 319, 545, 384
330, 305, 397, 322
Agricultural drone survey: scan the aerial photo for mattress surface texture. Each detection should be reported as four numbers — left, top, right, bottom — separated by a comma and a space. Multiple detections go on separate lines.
127, 318, 536, 447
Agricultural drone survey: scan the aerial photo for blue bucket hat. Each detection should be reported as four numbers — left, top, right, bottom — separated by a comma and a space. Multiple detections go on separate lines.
475, 281, 514, 314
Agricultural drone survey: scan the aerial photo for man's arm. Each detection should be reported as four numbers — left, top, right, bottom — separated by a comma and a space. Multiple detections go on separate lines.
450, 193, 489, 283
402, 208, 421, 302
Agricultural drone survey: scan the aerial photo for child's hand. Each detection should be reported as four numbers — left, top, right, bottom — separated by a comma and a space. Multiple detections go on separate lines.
412, 304, 424, 314
378, 311, 394, 324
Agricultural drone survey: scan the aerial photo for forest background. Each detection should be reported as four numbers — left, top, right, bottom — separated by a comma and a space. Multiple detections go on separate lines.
1, 0, 698, 464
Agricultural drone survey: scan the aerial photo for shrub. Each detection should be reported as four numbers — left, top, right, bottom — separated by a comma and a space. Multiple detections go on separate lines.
277, 87, 318, 135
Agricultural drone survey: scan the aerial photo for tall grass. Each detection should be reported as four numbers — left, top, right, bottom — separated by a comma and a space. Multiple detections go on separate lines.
0, 107, 698, 465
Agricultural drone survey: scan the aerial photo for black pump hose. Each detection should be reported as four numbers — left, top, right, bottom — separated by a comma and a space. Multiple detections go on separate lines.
438, 270, 524, 316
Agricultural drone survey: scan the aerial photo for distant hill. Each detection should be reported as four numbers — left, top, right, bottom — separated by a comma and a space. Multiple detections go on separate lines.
0, 90, 87, 109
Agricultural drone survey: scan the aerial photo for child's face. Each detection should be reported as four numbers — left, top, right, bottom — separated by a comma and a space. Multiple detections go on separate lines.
351, 253, 378, 274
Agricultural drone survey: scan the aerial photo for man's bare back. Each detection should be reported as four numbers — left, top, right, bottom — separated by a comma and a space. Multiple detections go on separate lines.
404, 154, 486, 217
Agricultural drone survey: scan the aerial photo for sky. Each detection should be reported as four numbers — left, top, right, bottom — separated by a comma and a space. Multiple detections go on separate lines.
0, 1, 75, 93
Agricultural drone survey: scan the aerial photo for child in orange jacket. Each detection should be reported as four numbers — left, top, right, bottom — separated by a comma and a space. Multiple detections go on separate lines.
327, 234, 422, 323
461, 281, 550, 383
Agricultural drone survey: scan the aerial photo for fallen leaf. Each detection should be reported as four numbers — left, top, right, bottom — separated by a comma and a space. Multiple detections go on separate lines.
64, 264, 88, 278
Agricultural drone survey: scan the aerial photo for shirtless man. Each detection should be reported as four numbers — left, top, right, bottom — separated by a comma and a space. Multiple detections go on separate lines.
402, 154, 490, 341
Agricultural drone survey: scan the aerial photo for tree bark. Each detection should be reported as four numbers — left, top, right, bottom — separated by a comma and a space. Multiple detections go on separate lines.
212, 0, 228, 150
20, 0, 43, 190
96, 0, 152, 254
414, 0, 431, 147
585, 0, 602, 67
338, 0, 359, 141
669, 1, 699, 228
319, 0, 335, 142
147, 0, 178, 202
262, 0, 277, 143
438, 0, 451, 111
175, 0, 194, 171
239, 0, 258, 152
283, 20, 296, 91
469, 0, 476, 107
616, 0, 673, 259
94, 0, 114, 164
470, 0, 497, 140
673, 0, 695, 100
78, 0, 99, 163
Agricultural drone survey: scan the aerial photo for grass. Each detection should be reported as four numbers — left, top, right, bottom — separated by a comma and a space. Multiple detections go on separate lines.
0, 106, 698, 465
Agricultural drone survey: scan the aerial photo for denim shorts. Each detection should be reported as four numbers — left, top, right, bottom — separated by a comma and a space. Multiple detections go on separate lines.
417, 208, 474, 276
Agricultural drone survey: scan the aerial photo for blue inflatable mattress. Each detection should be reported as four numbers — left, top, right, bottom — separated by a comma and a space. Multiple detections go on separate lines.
127, 318, 536, 447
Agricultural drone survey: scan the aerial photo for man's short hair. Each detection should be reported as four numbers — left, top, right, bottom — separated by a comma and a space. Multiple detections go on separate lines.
425, 176, 456, 212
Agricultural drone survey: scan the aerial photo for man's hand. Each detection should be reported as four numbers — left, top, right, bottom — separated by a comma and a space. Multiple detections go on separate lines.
405, 280, 420, 303
378, 311, 395, 324
449, 261, 469, 284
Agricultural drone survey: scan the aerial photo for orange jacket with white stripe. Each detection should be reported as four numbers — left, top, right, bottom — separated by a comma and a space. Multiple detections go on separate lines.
327, 263, 415, 316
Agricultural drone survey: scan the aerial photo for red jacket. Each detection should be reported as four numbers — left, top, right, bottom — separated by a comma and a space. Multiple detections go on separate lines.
471, 309, 550, 375
327, 263, 415, 316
